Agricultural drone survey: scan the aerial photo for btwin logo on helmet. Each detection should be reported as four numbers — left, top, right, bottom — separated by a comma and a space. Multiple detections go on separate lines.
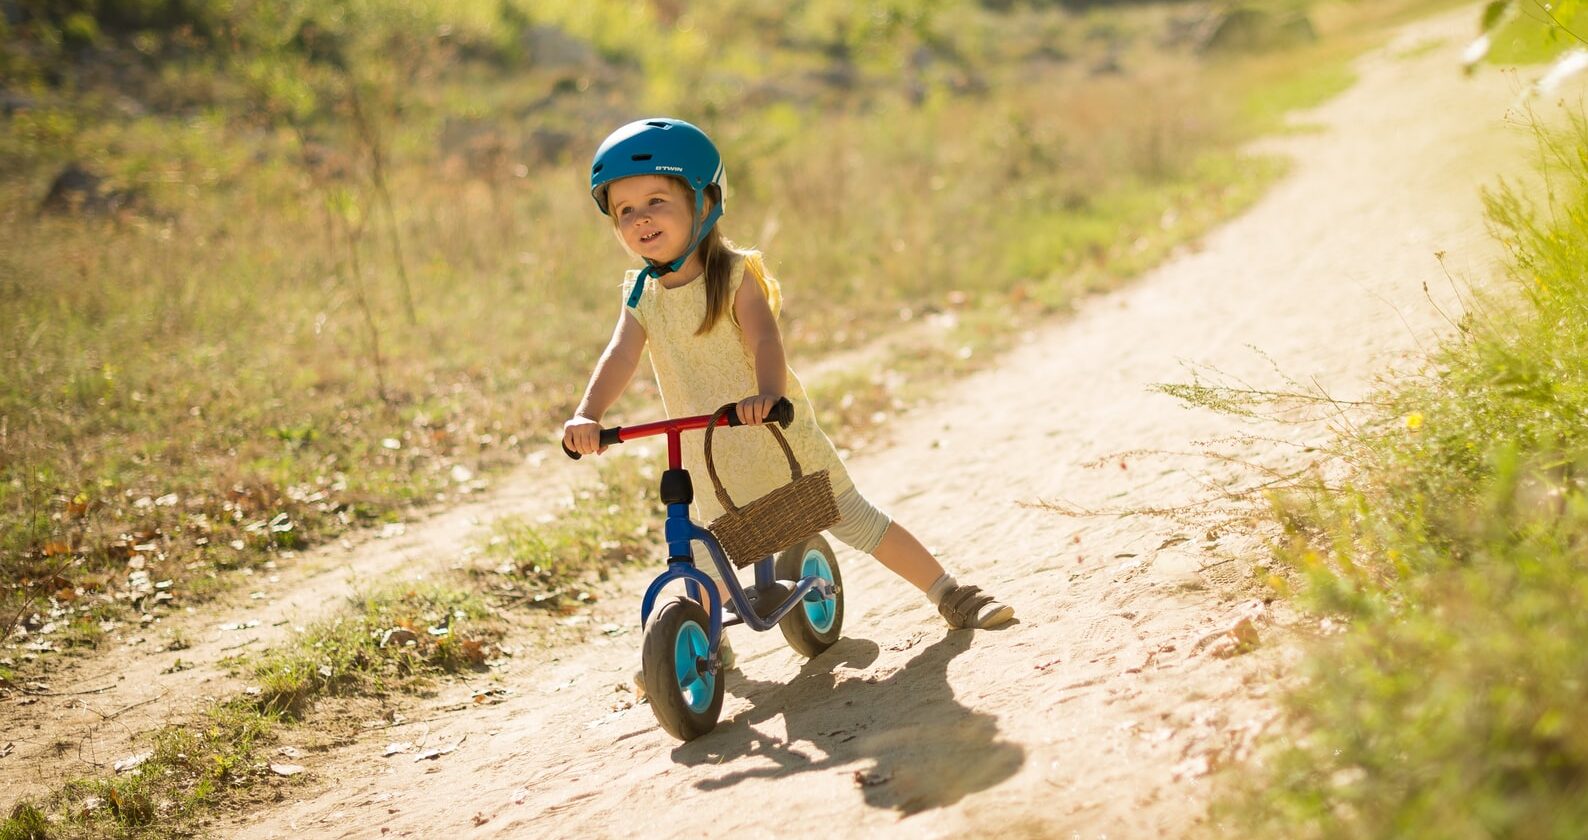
654, 165, 685, 173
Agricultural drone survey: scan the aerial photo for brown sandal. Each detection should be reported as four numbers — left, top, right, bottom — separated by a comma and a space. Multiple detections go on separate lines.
938, 584, 1014, 629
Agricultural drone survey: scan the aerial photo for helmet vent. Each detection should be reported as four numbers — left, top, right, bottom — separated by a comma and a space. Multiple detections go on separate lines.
646, 121, 670, 128
630, 153, 652, 161
592, 163, 604, 174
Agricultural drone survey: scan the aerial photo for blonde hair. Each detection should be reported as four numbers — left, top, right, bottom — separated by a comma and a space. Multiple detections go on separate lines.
612, 180, 744, 336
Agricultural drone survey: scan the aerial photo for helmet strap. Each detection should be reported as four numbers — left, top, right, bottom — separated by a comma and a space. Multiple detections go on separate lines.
626, 190, 722, 308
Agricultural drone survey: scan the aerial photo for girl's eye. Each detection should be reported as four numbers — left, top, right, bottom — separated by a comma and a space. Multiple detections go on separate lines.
650, 197, 665, 205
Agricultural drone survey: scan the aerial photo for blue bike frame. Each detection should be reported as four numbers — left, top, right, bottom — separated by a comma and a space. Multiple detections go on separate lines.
638, 502, 835, 667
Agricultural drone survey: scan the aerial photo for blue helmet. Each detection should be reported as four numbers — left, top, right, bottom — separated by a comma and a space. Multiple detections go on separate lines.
590, 118, 726, 307
590, 117, 725, 214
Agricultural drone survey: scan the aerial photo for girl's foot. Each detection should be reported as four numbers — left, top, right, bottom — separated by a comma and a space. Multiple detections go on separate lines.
937, 584, 1014, 630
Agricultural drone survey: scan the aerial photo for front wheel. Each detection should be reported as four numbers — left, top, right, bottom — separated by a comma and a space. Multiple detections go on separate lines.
775, 535, 844, 657
641, 596, 724, 741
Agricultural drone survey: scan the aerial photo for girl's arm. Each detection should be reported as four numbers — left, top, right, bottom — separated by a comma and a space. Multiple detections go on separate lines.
563, 309, 646, 454
733, 269, 787, 425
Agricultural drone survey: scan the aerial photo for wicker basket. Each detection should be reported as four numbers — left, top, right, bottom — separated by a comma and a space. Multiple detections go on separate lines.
703, 403, 841, 568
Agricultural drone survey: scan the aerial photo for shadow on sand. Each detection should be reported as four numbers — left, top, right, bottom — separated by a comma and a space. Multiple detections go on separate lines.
670, 631, 1025, 815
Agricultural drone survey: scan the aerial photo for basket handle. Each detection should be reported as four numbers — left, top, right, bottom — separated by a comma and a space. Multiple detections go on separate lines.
703, 402, 801, 514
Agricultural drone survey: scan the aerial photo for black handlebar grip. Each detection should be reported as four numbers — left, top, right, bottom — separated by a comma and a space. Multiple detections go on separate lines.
725, 396, 795, 428
562, 426, 625, 460
768, 397, 795, 428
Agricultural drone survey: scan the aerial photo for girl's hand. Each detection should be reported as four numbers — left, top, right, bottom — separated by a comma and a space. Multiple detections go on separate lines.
563, 416, 606, 456
736, 394, 782, 425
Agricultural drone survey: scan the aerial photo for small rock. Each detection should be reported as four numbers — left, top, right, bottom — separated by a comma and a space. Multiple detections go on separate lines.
853, 769, 892, 787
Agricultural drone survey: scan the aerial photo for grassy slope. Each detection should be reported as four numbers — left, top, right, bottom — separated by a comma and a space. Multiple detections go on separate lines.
1212, 112, 1588, 837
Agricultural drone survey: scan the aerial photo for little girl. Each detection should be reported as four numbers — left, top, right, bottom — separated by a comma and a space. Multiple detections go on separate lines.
561, 117, 1013, 634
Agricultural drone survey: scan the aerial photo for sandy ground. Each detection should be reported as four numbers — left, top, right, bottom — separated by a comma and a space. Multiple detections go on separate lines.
3, 5, 1562, 837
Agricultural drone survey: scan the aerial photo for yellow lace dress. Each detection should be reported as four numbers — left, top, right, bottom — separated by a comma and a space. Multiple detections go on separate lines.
621, 252, 855, 525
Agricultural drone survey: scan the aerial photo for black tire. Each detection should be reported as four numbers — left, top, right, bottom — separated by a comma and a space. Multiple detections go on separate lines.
641, 596, 724, 741
774, 535, 844, 657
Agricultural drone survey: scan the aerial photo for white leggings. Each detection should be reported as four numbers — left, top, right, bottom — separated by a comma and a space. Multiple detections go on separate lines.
824, 486, 892, 554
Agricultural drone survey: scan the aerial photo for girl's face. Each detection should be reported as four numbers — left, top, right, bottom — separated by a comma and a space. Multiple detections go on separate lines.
606, 175, 703, 265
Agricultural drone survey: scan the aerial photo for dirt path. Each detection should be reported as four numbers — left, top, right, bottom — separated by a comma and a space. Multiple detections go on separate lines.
4, 5, 1548, 836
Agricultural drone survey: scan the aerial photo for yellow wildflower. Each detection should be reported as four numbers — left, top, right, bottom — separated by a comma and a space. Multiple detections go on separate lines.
1404, 412, 1425, 431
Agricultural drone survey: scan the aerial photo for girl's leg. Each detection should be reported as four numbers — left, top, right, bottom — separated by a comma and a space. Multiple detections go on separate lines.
869, 521, 1013, 629
826, 486, 1013, 630
870, 521, 947, 592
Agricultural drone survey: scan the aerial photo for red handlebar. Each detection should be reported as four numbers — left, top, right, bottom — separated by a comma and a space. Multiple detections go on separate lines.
562, 397, 794, 464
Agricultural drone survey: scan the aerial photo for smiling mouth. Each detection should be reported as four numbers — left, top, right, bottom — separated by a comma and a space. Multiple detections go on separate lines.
640, 230, 663, 243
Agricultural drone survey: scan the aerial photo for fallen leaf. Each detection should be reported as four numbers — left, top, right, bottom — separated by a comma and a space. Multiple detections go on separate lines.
269, 763, 305, 777
383, 742, 412, 757
472, 688, 509, 704
114, 751, 153, 773
887, 633, 925, 652
278, 746, 304, 759
1230, 617, 1260, 646
1172, 754, 1213, 780
1144, 727, 1176, 745
471, 812, 491, 826
1212, 617, 1262, 659
380, 628, 419, 648
413, 737, 465, 762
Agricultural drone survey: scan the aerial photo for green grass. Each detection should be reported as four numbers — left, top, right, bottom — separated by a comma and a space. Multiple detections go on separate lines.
1210, 114, 1588, 839
251, 583, 503, 717
476, 454, 656, 609
1485, 1, 1588, 65
0, 582, 502, 839
1, 803, 48, 840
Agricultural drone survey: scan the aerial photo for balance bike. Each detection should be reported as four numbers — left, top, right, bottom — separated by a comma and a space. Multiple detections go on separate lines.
563, 398, 843, 740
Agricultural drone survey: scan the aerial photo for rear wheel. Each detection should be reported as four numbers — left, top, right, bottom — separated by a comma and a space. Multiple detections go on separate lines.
641, 596, 724, 741
774, 535, 844, 657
